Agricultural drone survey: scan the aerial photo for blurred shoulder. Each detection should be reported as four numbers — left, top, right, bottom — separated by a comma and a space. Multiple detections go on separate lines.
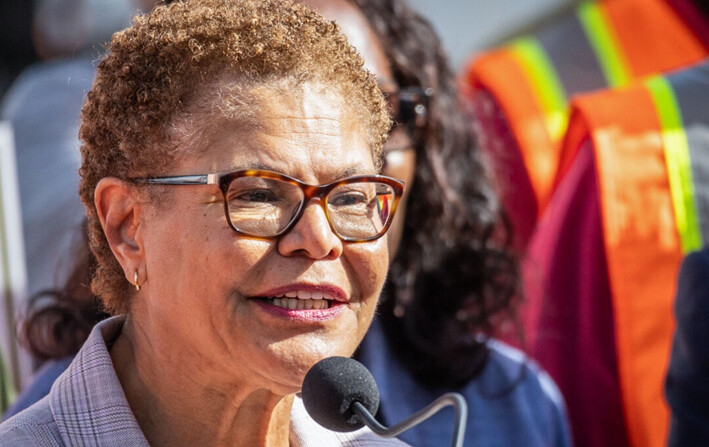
0, 397, 63, 446
468, 338, 573, 446
3, 357, 74, 420
484, 338, 567, 409
680, 248, 709, 280
675, 248, 709, 320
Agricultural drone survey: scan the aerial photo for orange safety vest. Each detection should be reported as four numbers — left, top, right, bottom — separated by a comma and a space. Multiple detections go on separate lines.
557, 60, 709, 447
463, 0, 707, 215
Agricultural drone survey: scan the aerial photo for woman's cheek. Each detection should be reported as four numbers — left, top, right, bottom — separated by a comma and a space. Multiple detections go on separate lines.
348, 239, 389, 313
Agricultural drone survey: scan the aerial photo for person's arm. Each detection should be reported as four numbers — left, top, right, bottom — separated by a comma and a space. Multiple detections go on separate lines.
666, 248, 709, 446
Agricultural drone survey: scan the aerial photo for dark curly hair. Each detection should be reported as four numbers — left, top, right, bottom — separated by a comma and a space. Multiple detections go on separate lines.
19, 221, 109, 360
78, 0, 390, 314
351, 0, 521, 389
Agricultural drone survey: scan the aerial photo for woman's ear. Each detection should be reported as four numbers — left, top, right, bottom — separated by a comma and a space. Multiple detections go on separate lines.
94, 178, 144, 278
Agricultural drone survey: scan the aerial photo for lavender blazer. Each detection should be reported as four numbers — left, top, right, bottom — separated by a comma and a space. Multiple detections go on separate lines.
0, 316, 409, 447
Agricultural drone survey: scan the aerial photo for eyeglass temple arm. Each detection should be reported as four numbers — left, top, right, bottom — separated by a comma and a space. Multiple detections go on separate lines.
132, 174, 219, 185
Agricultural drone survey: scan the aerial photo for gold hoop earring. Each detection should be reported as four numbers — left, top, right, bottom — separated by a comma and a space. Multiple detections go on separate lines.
134, 271, 141, 292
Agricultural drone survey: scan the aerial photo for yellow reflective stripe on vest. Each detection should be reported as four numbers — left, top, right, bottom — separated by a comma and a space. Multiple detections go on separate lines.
577, 0, 632, 87
646, 75, 702, 254
509, 37, 568, 142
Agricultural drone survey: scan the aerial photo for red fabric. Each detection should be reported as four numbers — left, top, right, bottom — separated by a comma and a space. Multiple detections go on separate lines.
665, 0, 709, 51
523, 142, 629, 447
469, 88, 538, 250
465, 49, 555, 213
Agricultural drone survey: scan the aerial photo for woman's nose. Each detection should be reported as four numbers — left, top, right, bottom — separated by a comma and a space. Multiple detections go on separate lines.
277, 200, 343, 259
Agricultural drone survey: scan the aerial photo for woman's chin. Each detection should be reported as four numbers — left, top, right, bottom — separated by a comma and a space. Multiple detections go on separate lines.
264, 337, 355, 384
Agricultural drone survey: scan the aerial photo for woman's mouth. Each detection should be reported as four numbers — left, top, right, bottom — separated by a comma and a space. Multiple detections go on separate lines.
253, 288, 346, 321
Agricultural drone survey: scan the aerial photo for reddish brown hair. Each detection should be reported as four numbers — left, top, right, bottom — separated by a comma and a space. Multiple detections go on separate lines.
79, 0, 390, 313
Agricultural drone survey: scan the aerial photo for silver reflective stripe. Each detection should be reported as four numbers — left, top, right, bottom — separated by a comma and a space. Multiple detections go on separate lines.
668, 61, 709, 246
536, 12, 607, 98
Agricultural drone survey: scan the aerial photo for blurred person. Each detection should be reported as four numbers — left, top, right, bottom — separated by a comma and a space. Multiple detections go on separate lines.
31, 0, 136, 60
0, 0, 144, 325
666, 247, 709, 447
463, 0, 709, 249
0, 0, 156, 417
527, 59, 709, 447
463, 3, 709, 446
2, 221, 107, 419
0, 1, 38, 98
6, 0, 574, 446
0, 0, 411, 445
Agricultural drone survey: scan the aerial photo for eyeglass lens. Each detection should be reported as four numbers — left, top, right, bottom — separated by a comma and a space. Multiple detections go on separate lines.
226, 177, 397, 240
386, 87, 430, 134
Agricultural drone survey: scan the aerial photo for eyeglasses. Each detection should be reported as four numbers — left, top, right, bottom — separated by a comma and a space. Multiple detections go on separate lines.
384, 87, 433, 140
131, 169, 405, 242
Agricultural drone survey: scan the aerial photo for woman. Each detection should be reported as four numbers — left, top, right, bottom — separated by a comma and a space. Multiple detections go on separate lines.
0, 0, 409, 445
8, 1, 573, 446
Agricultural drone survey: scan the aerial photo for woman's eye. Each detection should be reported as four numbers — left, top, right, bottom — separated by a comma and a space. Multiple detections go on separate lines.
329, 192, 368, 207
234, 189, 279, 203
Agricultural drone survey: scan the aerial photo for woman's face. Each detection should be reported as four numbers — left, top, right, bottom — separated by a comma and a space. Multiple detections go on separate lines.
136, 83, 389, 395
301, 0, 417, 259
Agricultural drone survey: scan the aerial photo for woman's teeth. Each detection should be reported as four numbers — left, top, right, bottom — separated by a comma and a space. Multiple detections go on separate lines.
269, 298, 330, 310
282, 290, 335, 300
261, 290, 337, 309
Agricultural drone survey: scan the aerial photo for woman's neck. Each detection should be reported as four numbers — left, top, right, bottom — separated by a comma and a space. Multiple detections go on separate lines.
110, 316, 294, 447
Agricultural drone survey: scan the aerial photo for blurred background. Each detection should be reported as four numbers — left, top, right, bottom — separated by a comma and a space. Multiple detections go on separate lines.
409, 0, 576, 69
1, 0, 579, 94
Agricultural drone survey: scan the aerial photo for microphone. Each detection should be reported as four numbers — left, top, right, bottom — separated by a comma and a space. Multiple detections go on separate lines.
301, 356, 467, 447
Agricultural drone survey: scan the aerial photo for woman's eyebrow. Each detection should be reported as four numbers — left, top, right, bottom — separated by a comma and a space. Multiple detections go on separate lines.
318, 166, 380, 185
228, 164, 376, 181
337, 166, 375, 178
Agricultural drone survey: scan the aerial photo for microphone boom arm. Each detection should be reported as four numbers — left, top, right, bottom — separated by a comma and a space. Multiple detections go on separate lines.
351, 392, 467, 447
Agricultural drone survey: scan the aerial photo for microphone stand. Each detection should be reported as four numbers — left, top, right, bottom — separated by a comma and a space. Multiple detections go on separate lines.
351, 392, 467, 447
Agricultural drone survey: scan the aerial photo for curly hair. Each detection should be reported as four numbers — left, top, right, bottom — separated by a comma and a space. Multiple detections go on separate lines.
351, 0, 521, 388
79, 0, 390, 314
19, 221, 109, 360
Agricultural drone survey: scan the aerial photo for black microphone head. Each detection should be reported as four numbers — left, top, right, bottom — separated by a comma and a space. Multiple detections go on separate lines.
301, 356, 380, 432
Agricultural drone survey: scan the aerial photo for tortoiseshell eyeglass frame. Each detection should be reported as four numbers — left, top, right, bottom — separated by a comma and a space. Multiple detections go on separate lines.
131, 169, 405, 243
380, 86, 433, 170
